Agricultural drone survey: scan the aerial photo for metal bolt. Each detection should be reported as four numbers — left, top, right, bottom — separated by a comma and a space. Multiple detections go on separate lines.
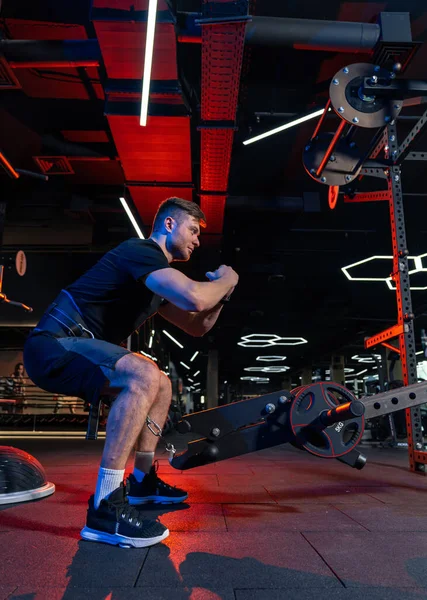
329, 155, 336, 162
343, 67, 349, 74
310, 169, 316, 175
321, 176, 327, 183
384, 116, 391, 123
305, 145, 311, 151
332, 79, 339, 86
394, 174, 400, 182
338, 106, 345, 113
374, 65, 381, 72
390, 72, 396, 79
390, 135, 396, 142
349, 142, 356, 149
265, 403, 276, 414
279, 395, 291, 404
416, 442, 423, 450
352, 117, 359, 124
345, 175, 352, 182
211, 427, 220, 437
394, 104, 400, 110
371, 75, 378, 84
392, 150, 398, 158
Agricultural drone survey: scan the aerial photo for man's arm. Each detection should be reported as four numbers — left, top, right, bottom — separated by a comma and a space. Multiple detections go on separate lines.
145, 266, 238, 312
158, 301, 226, 337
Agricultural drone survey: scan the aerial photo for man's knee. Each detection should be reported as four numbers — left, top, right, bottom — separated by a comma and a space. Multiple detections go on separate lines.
103, 353, 160, 395
159, 371, 172, 399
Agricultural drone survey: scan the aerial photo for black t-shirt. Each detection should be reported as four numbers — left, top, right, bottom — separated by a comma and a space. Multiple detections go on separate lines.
67, 238, 169, 344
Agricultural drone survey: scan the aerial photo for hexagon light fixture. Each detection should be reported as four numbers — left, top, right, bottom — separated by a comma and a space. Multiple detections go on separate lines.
238, 334, 308, 348
244, 366, 290, 373
342, 253, 427, 290
256, 356, 287, 362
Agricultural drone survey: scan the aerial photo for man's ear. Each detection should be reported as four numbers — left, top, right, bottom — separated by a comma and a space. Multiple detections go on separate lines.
164, 216, 175, 233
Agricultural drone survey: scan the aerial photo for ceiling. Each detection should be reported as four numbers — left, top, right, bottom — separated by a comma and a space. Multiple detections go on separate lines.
1, 0, 427, 392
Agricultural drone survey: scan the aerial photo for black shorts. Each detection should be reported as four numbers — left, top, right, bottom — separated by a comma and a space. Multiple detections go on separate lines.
24, 334, 131, 406
23, 290, 131, 406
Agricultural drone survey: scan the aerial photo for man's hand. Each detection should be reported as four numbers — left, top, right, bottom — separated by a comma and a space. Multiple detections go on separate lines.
205, 265, 239, 287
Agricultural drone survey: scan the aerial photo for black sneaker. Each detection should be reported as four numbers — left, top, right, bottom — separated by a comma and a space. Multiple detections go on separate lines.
80, 482, 169, 548
127, 462, 188, 505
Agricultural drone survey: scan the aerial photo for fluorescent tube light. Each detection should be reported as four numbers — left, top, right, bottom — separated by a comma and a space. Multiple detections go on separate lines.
140, 0, 158, 126
190, 351, 199, 362
193, 370, 200, 377
180, 361, 190, 370
243, 108, 326, 146
119, 197, 145, 239
162, 329, 184, 349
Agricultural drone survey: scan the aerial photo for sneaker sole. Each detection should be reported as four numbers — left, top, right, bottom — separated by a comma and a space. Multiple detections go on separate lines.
128, 494, 188, 505
80, 526, 170, 548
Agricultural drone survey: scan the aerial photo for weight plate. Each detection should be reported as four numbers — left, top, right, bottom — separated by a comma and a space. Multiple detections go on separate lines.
330, 63, 403, 128
289, 382, 365, 459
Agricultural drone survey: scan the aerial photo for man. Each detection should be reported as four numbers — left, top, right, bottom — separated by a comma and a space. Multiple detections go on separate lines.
24, 198, 238, 549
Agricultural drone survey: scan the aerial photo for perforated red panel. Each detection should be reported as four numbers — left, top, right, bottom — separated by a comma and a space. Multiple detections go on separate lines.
200, 3, 246, 235
201, 22, 246, 121
94, 21, 177, 80
130, 186, 193, 226
200, 194, 227, 234
201, 129, 233, 192
107, 115, 192, 183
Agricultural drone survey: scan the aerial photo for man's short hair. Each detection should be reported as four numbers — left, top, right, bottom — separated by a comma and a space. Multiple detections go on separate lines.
152, 198, 207, 232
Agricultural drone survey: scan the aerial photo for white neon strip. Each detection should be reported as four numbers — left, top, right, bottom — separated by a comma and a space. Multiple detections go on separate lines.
190, 351, 199, 362
148, 336, 153, 349
243, 108, 326, 146
355, 369, 368, 376
162, 329, 184, 349
193, 370, 200, 377
140, 0, 158, 126
188, 377, 194, 382
119, 197, 145, 239
414, 256, 423, 271
180, 361, 190, 370
140, 350, 157, 362
416, 350, 425, 356
151, 330, 155, 336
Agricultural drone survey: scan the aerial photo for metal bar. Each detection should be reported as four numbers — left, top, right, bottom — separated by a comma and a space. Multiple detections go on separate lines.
396, 106, 427, 162
382, 341, 401, 354
0, 153, 19, 179
310, 99, 330, 141
360, 380, 427, 421
404, 152, 427, 161
359, 167, 388, 180
353, 126, 387, 174
386, 122, 423, 473
315, 119, 346, 177
344, 191, 391, 203
362, 78, 427, 99
369, 128, 388, 160
365, 324, 404, 348
0, 40, 101, 66
9, 61, 99, 69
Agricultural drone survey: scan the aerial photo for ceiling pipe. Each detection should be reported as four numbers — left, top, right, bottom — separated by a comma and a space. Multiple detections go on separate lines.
179, 16, 380, 53
244, 17, 380, 52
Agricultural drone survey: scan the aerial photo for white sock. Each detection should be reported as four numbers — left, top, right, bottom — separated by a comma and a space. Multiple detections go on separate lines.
94, 467, 125, 509
133, 451, 154, 482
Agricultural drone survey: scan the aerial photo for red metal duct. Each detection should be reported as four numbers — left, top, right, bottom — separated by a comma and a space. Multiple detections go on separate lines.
200, 2, 247, 234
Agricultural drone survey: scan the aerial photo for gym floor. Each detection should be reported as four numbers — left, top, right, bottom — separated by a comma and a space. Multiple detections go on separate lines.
1, 435, 427, 599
